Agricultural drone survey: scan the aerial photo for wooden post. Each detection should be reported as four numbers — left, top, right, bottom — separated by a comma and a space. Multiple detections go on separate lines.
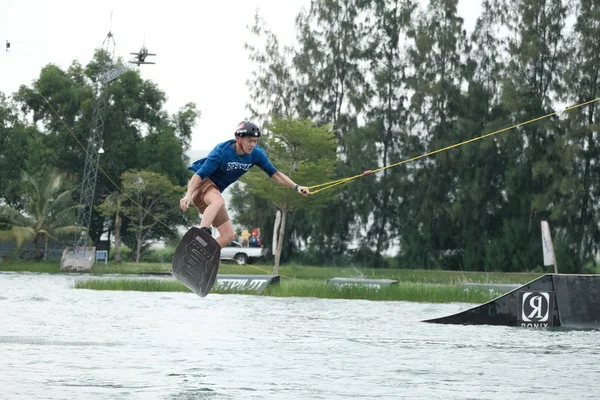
541, 221, 558, 274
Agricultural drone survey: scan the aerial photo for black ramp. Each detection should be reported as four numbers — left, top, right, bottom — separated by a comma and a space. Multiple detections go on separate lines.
424, 274, 600, 328
552, 275, 600, 329
423, 274, 560, 327
171, 227, 221, 297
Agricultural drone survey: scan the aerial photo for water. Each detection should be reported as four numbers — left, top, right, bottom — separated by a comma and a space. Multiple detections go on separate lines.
1, 272, 599, 400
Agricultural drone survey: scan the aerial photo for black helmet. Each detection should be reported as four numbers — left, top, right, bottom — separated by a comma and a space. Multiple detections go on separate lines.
234, 121, 261, 138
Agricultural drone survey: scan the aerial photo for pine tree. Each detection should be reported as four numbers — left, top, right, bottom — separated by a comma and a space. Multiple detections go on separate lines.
401, 0, 470, 269
496, 0, 569, 271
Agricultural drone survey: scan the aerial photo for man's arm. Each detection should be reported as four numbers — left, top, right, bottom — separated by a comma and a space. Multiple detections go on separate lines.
180, 174, 202, 211
271, 171, 310, 196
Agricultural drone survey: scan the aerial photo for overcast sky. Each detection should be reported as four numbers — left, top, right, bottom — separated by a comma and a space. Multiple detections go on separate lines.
1, 0, 481, 159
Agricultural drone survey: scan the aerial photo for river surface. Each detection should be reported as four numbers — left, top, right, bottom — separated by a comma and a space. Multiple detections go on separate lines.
1, 272, 599, 399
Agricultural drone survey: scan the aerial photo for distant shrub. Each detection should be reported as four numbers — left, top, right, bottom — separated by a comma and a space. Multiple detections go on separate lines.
110, 245, 133, 262
140, 247, 176, 263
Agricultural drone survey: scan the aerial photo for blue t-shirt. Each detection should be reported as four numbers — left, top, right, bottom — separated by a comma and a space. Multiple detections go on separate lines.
188, 140, 278, 192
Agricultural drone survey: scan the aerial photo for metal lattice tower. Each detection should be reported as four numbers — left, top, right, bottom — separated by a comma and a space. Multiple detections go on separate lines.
62, 27, 131, 270
74, 31, 116, 249
74, 82, 109, 249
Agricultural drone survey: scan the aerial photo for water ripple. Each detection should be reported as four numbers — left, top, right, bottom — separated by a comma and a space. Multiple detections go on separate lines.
0, 273, 599, 399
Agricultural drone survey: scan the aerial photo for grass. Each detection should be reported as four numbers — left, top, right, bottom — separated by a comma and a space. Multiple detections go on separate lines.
262, 279, 504, 303
0, 260, 544, 284
260, 263, 543, 285
0, 260, 545, 284
74, 277, 505, 303
0, 260, 258, 276
0, 261, 62, 273
91, 261, 544, 285
3, 259, 546, 303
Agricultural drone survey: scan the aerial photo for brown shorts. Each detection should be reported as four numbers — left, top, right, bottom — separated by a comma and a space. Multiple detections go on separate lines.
191, 178, 230, 226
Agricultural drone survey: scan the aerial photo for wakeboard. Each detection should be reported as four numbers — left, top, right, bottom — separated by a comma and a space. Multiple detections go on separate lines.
171, 227, 221, 297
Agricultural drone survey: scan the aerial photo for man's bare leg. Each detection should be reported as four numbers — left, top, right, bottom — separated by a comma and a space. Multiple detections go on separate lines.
200, 188, 236, 248
214, 220, 236, 249
200, 188, 226, 229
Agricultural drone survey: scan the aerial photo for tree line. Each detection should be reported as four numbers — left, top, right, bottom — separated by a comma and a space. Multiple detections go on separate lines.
1, 0, 599, 273
0, 51, 333, 266
237, 0, 600, 273
0, 51, 200, 262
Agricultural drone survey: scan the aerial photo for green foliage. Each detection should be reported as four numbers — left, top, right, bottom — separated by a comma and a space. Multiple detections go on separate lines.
0, 93, 42, 206
231, 117, 338, 268
12, 50, 199, 243
244, 11, 298, 120
262, 280, 507, 303
136, 125, 191, 186
111, 243, 133, 262
4, 1, 600, 274
553, 0, 600, 270
119, 170, 186, 262
0, 261, 61, 273
172, 103, 200, 152
293, 0, 368, 131
238, 0, 600, 272
487, 0, 573, 272
289, 246, 354, 267
242, 117, 337, 210
139, 246, 175, 263
344, 0, 416, 260
0, 169, 79, 260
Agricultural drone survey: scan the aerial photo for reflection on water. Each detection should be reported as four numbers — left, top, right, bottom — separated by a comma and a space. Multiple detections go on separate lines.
1, 272, 599, 399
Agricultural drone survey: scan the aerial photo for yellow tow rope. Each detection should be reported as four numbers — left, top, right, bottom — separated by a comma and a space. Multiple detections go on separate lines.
307, 98, 600, 195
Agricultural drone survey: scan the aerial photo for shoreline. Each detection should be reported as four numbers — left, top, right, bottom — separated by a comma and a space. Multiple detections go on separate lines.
0, 260, 544, 303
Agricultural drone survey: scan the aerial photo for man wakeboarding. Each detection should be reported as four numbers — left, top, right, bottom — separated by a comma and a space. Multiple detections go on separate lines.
172, 120, 310, 297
